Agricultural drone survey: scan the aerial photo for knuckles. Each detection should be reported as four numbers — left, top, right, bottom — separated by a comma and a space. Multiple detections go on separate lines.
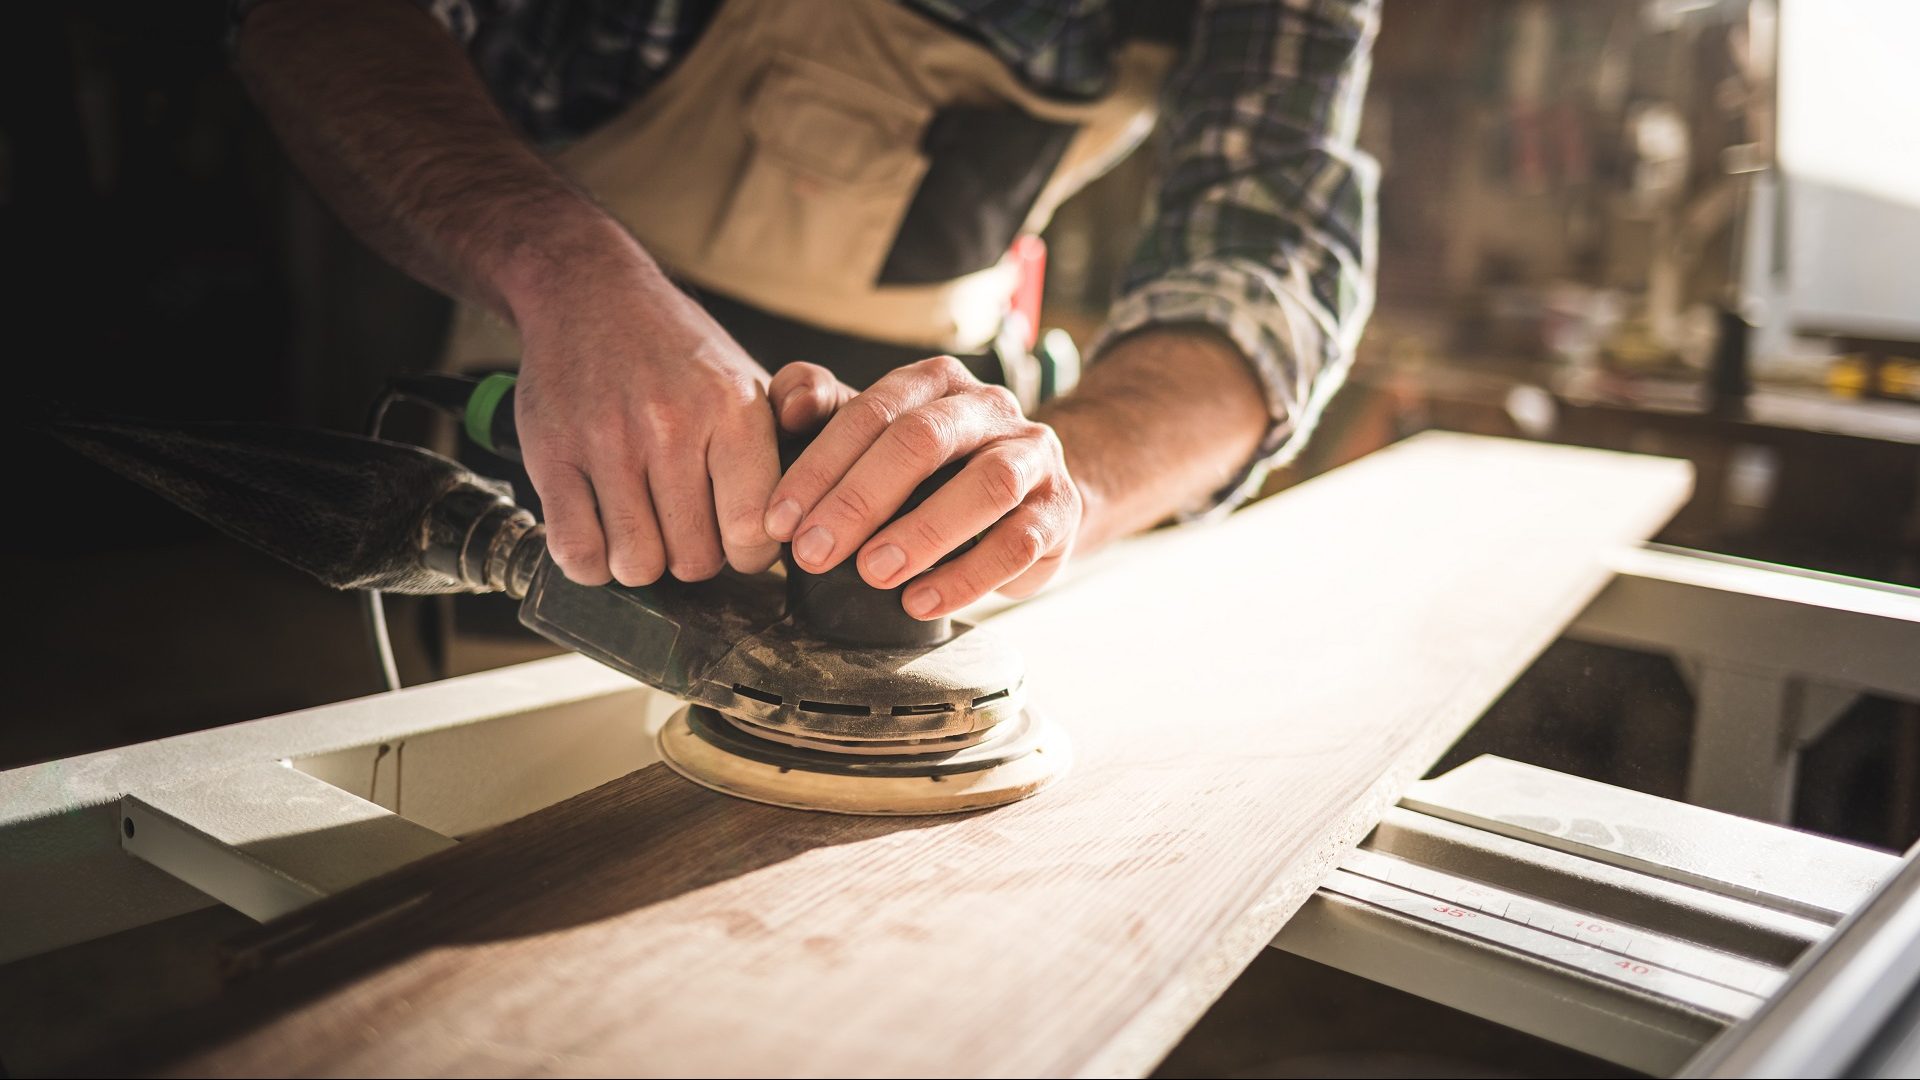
822, 483, 876, 524
938, 564, 989, 606
973, 453, 1028, 508
845, 395, 899, 440
902, 515, 950, 558
637, 401, 687, 447
1022, 419, 1067, 460
596, 506, 653, 540
888, 408, 953, 467
720, 500, 771, 540
525, 439, 589, 473
778, 464, 836, 507
546, 532, 608, 574
977, 383, 1021, 416
915, 354, 970, 383
999, 523, 1049, 572
775, 361, 832, 396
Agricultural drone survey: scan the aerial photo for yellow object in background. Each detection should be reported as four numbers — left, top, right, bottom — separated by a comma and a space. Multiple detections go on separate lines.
1827, 355, 1920, 401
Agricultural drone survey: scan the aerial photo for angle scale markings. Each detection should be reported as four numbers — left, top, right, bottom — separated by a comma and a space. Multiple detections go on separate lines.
1320, 869, 1763, 1019
1327, 851, 1783, 1018
1341, 849, 1785, 997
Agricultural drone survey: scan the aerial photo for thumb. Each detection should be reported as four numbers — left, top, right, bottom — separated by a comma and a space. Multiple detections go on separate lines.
769, 361, 857, 435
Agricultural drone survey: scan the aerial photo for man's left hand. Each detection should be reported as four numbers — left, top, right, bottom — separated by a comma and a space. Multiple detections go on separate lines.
762, 356, 1083, 620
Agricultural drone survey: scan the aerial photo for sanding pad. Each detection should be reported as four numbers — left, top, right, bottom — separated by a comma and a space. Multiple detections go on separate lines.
657, 705, 1071, 815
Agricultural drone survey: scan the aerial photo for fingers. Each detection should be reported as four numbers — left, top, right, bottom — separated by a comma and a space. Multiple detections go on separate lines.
708, 401, 781, 574
527, 459, 612, 586
589, 449, 667, 587
767, 358, 974, 545
513, 297, 789, 588
792, 395, 1016, 574
997, 547, 1069, 599
763, 361, 862, 543
769, 361, 857, 434
533, 389, 776, 586
649, 443, 726, 582
899, 487, 1078, 620
852, 446, 1032, 590
767, 357, 1010, 573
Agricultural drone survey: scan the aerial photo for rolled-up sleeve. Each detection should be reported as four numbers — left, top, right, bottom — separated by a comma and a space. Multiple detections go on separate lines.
1095, 0, 1380, 517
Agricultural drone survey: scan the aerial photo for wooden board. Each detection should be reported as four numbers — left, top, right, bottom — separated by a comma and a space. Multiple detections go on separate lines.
132, 433, 1691, 1078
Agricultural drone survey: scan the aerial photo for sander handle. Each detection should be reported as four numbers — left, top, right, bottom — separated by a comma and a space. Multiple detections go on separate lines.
780, 434, 971, 648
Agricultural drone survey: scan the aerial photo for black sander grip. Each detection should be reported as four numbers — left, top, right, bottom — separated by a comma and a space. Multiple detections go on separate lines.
781, 441, 970, 649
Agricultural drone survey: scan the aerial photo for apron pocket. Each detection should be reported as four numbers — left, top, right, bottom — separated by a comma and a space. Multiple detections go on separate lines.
877, 106, 1078, 286
704, 54, 931, 290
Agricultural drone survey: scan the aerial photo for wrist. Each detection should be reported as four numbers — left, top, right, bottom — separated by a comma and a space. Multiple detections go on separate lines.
1042, 411, 1125, 554
1038, 326, 1268, 551
490, 201, 664, 332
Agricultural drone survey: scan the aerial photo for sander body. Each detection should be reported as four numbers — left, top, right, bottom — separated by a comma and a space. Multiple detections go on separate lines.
521, 547, 1067, 814
49, 382, 1068, 816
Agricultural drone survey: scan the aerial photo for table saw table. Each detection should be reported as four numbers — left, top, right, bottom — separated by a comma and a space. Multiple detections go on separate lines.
4, 431, 1919, 1077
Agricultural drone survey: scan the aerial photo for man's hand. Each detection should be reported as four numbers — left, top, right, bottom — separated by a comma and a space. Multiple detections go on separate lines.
237, 1, 784, 589
763, 357, 1083, 620
510, 253, 782, 587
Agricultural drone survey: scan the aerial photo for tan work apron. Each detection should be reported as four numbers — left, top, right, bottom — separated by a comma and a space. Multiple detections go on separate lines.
444, 0, 1173, 376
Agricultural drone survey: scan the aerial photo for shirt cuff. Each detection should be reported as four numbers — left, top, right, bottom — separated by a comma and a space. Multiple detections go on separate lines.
1089, 255, 1356, 520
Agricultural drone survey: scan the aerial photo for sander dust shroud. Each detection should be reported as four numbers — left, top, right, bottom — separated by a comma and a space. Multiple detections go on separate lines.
48, 398, 1068, 816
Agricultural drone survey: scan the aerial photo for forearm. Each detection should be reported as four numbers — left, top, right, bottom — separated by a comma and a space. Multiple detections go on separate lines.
1077, 0, 1379, 534
234, 0, 650, 321
1038, 328, 1268, 554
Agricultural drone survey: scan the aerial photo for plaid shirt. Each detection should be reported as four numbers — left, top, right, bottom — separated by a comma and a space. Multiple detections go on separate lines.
413, 0, 1381, 512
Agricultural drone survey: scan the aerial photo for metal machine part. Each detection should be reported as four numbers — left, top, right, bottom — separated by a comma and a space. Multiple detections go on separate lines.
419, 484, 545, 599
1276, 756, 1901, 1076
1683, 832, 1920, 1078
1569, 543, 1920, 824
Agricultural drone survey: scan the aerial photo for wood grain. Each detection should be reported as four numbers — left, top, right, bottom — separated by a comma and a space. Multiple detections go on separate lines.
129, 433, 1691, 1078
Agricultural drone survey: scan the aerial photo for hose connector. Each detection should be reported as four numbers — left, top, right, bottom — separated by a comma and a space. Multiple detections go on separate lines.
419, 481, 542, 596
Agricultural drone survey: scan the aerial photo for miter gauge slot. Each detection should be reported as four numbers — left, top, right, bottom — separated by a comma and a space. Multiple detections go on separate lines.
1324, 850, 1779, 1018
1275, 755, 1902, 1076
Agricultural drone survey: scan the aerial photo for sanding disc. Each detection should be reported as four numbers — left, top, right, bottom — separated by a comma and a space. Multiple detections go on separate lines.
657, 705, 1071, 816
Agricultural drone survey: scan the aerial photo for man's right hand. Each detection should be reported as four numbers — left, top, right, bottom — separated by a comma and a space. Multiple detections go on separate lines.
509, 255, 783, 587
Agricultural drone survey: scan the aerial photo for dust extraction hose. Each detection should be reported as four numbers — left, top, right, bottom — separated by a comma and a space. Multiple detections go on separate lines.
47, 415, 544, 598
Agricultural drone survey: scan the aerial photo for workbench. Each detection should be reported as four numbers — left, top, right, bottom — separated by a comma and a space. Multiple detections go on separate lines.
5, 430, 1914, 1076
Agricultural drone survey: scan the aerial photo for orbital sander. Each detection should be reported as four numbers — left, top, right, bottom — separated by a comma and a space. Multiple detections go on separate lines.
522, 522, 1066, 814
48, 375, 1068, 816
